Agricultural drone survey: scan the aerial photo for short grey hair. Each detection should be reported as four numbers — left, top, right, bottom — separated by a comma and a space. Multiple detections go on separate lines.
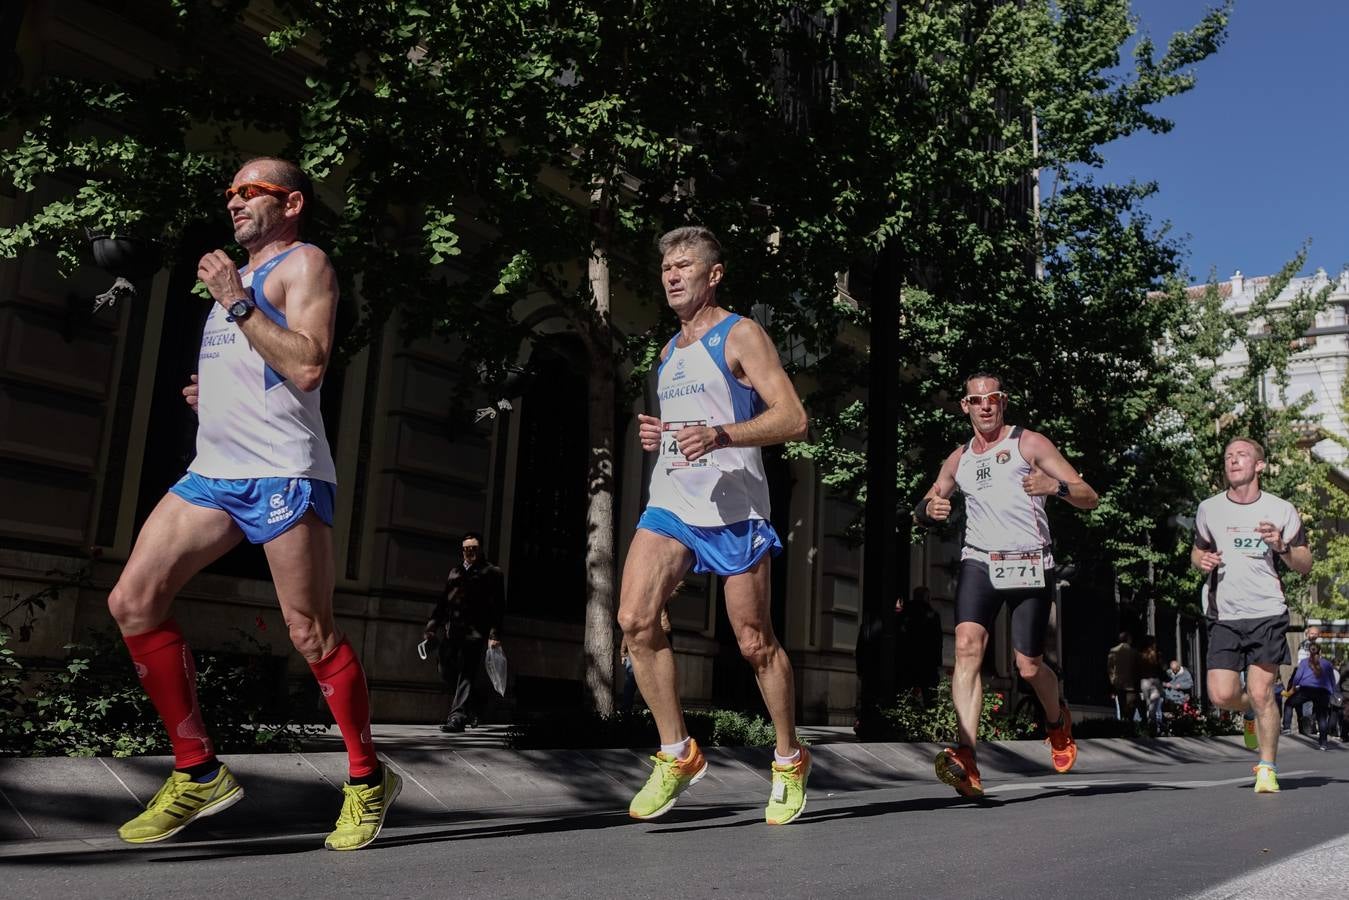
657, 226, 723, 266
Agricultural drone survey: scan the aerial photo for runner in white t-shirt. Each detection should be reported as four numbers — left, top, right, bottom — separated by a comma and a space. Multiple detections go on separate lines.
916, 373, 1099, 798
1192, 437, 1313, 793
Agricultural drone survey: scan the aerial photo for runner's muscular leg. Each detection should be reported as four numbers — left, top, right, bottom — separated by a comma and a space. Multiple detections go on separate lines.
723, 557, 796, 757
108, 493, 243, 635
1206, 669, 1246, 711
1247, 662, 1280, 764
952, 622, 989, 749
263, 509, 338, 662
617, 529, 691, 745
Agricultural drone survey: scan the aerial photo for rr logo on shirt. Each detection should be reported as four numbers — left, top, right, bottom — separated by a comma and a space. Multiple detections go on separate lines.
976, 464, 991, 482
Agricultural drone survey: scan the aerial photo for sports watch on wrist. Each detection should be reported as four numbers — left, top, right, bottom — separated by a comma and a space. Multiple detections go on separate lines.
713, 425, 732, 449
227, 297, 255, 321
1055, 479, 1070, 499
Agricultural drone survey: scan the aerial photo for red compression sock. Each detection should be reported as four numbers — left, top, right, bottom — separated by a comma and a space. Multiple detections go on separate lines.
123, 619, 215, 770
309, 637, 379, 779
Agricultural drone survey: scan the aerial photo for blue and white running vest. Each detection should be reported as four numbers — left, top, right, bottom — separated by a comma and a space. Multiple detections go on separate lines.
646, 313, 771, 527
189, 244, 337, 482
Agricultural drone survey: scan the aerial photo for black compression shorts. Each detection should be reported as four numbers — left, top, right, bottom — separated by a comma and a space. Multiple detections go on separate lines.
954, 559, 1054, 658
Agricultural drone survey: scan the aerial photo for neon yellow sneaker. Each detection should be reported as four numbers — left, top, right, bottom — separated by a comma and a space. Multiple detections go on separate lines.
1243, 713, 1258, 751
629, 738, 708, 820
325, 765, 402, 851
1253, 764, 1279, 794
117, 764, 244, 844
765, 747, 812, 825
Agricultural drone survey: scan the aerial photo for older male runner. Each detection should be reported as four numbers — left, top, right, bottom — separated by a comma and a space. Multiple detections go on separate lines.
618, 226, 810, 824
108, 158, 399, 850
917, 373, 1098, 797
1193, 437, 1312, 792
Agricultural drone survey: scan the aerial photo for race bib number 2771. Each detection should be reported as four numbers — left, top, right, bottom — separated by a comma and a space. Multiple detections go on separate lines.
988, 550, 1045, 590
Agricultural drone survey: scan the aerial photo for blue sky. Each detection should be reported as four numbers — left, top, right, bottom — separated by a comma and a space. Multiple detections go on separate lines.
1094, 1, 1349, 283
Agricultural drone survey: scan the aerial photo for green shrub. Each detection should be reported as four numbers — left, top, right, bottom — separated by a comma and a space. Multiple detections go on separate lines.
877, 678, 1037, 743
0, 627, 323, 758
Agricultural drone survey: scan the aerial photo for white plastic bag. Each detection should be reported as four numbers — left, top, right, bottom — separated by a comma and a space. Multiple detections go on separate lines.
485, 645, 508, 696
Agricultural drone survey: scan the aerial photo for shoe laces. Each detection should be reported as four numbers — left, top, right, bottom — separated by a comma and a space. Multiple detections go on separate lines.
645, 754, 683, 791
336, 783, 379, 827
145, 775, 196, 813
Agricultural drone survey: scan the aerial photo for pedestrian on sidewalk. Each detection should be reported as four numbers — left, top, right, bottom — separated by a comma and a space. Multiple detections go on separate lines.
1282, 642, 1335, 749
1108, 632, 1139, 721
1138, 635, 1165, 734
424, 532, 505, 733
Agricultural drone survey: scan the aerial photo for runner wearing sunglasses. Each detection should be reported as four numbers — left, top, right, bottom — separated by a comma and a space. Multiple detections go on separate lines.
914, 372, 1098, 797
107, 158, 400, 850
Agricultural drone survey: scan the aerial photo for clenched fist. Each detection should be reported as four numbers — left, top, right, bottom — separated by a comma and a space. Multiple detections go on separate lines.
928, 496, 952, 522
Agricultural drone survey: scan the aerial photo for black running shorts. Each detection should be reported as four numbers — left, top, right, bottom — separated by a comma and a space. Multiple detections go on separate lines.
1205, 612, 1290, 672
953, 559, 1054, 658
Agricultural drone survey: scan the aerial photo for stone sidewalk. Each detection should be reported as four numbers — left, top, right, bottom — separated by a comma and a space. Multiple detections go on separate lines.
0, 727, 1268, 849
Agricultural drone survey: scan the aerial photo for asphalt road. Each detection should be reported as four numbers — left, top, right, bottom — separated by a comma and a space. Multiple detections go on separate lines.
6, 741, 1348, 900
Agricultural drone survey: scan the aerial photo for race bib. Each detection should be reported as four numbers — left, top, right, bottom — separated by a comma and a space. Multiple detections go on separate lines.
661, 420, 709, 470
1225, 527, 1269, 558
988, 550, 1045, 590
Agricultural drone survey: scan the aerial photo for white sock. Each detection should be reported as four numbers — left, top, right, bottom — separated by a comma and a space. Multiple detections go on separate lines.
660, 737, 691, 759
774, 747, 801, 766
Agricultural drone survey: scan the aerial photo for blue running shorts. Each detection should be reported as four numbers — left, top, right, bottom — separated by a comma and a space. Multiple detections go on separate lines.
637, 507, 782, 576
170, 473, 336, 544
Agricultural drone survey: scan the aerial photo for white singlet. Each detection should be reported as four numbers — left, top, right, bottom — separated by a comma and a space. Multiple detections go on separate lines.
188, 244, 337, 482
954, 426, 1051, 558
645, 314, 771, 527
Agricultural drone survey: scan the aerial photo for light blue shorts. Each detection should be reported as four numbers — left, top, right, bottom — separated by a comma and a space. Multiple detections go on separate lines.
170, 473, 335, 544
637, 507, 782, 576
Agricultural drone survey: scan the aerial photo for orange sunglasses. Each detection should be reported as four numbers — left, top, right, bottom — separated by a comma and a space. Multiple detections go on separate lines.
224, 180, 294, 201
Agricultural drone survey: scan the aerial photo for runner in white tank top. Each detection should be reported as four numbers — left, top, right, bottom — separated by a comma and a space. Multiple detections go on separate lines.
107, 158, 397, 851
917, 373, 1099, 796
617, 227, 812, 826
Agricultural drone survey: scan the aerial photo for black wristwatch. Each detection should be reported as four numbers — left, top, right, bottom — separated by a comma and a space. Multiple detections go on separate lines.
1055, 479, 1070, 499
713, 425, 733, 449
227, 297, 255, 322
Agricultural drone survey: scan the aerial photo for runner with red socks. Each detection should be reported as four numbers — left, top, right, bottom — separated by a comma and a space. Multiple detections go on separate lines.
108, 157, 398, 850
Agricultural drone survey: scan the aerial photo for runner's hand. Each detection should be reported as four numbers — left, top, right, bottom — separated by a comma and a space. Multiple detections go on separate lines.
638, 414, 662, 451
183, 374, 199, 412
676, 425, 716, 462
197, 249, 248, 306
1196, 550, 1223, 573
1256, 520, 1286, 553
928, 496, 952, 522
1021, 465, 1057, 497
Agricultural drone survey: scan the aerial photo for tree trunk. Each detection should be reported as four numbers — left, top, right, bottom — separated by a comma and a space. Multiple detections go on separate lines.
857, 235, 907, 736
581, 188, 618, 715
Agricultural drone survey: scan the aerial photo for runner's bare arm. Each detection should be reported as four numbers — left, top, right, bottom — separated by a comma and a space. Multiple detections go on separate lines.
197, 246, 337, 392
1019, 431, 1099, 510
674, 318, 807, 461
921, 447, 962, 522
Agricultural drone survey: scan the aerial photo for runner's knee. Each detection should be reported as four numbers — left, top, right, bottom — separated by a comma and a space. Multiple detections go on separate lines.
1015, 655, 1043, 681
617, 604, 661, 644
107, 576, 168, 633
285, 614, 329, 661
736, 630, 774, 669
954, 628, 985, 664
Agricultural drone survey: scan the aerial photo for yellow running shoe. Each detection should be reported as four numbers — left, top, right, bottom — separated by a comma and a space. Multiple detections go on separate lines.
1243, 714, 1259, 751
118, 764, 244, 844
325, 765, 403, 851
765, 747, 812, 825
1253, 764, 1279, 794
629, 738, 708, 820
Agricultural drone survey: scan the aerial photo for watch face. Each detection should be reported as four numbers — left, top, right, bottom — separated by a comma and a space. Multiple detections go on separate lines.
229, 299, 250, 318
